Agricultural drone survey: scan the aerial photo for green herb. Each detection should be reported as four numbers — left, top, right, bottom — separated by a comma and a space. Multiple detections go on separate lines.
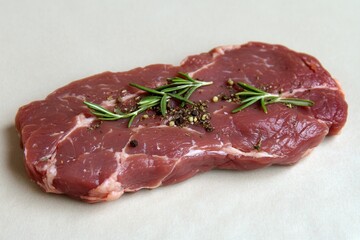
232, 82, 314, 113
253, 139, 262, 151
84, 72, 212, 127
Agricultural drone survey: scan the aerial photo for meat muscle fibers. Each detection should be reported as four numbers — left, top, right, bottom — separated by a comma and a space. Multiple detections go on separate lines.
15, 42, 347, 202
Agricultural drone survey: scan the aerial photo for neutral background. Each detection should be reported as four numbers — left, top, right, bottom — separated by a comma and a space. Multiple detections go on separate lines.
1, 0, 359, 239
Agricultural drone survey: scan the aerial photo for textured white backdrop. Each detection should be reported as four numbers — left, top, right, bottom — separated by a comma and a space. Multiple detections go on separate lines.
0, 0, 359, 239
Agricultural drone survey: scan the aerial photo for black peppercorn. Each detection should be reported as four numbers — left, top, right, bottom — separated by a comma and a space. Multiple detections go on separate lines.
129, 140, 138, 147
191, 110, 198, 116
221, 95, 230, 101
175, 117, 184, 125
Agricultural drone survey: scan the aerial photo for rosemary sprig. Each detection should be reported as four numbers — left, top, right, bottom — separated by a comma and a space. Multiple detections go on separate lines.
84, 72, 212, 127
232, 82, 314, 113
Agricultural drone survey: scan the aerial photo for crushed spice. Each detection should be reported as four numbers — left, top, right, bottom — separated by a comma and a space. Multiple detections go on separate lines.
166, 101, 214, 132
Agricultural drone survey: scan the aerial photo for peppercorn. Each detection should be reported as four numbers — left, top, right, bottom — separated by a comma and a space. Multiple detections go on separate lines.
191, 110, 198, 116
129, 140, 138, 147
212, 96, 219, 102
175, 117, 184, 125
221, 95, 230, 101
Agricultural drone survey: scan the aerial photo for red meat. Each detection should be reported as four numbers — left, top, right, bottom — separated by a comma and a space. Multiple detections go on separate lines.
15, 42, 347, 202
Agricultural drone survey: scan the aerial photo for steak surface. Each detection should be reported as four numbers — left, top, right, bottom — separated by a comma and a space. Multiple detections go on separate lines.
15, 42, 347, 202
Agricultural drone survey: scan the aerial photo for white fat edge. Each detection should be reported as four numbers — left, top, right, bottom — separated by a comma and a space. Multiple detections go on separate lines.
156, 143, 225, 186
57, 114, 94, 144
222, 146, 279, 158
83, 151, 125, 202
86, 164, 124, 201
214, 44, 242, 53
184, 145, 279, 159
130, 124, 145, 134
42, 163, 61, 194
49, 131, 65, 137
181, 126, 203, 135
316, 118, 331, 128
211, 47, 226, 58
213, 108, 225, 115
281, 85, 339, 97
252, 54, 274, 68
188, 61, 217, 77
187, 137, 224, 152
118, 136, 133, 164
214, 134, 224, 144
120, 93, 139, 102
150, 154, 170, 160
213, 106, 230, 115
57, 93, 87, 101
82, 182, 123, 203
37, 153, 62, 194
100, 99, 116, 108
184, 149, 227, 157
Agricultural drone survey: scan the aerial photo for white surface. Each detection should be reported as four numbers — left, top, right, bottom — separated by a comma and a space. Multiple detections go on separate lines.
1, 0, 359, 239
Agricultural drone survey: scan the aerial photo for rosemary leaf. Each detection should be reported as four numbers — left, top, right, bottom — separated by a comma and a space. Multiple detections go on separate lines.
129, 83, 164, 95
184, 86, 198, 101
161, 84, 191, 93
84, 72, 212, 127
276, 98, 314, 106
232, 82, 314, 113
160, 94, 168, 116
236, 91, 264, 97
178, 72, 195, 82
177, 87, 190, 96
260, 98, 267, 113
155, 82, 188, 91
232, 97, 259, 113
167, 93, 193, 104
237, 82, 266, 93
128, 115, 137, 128
169, 78, 192, 84
138, 96, 161, 105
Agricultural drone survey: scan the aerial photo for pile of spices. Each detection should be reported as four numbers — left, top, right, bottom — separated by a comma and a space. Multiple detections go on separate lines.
166, 101, 214, 132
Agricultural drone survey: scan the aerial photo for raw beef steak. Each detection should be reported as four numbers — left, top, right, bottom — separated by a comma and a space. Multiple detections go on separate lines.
15, 42, 347, 202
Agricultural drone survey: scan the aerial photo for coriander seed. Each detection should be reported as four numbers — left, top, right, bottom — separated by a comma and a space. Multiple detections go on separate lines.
212, 96, 219, 102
